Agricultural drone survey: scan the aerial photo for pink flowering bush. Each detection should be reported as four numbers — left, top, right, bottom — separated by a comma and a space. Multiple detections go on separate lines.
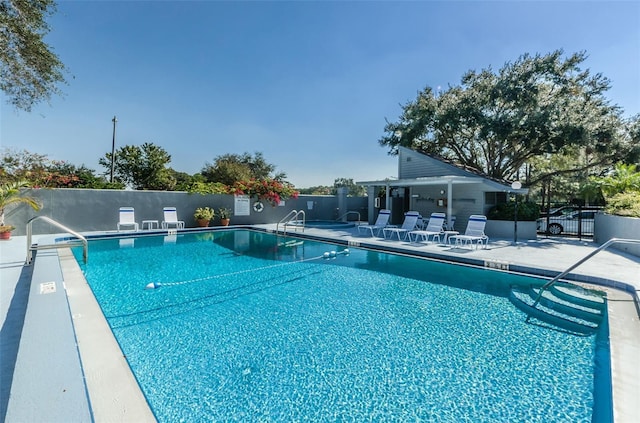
228, 178, 299, 206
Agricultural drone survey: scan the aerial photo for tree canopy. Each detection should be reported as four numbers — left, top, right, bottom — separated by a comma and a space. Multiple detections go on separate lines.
201, 152, 286, 186
379, 50, 638, 183
0, 148, 116, 188
0, 0, 67, 111
99, 142, 175, 190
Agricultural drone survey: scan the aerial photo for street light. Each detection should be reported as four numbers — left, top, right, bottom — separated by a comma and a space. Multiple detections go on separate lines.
110, 116, 117, 183
511, 181, 522, 244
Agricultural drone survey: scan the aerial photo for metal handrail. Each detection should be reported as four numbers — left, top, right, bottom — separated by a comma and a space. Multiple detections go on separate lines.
530, 238, 640, 309
337, 211, 361, 223
276, 210, 305, 234
26, 216, 88, 265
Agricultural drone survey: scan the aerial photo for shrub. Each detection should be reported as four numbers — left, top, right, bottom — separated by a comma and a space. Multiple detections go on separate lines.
194, 207, 215, 220
604, 192, 640, 218
487, 201, 540, 221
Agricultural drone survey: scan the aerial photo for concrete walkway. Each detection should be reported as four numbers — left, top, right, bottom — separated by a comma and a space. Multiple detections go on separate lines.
1, 229, 639, 422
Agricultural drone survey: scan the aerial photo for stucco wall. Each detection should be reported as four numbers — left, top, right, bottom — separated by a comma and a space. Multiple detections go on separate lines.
594, 213, 640, 257
5, 188, 367, 236
485, 220, 538, 240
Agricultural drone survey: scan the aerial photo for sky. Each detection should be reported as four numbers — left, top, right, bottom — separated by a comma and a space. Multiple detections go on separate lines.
1, 1, 639, 188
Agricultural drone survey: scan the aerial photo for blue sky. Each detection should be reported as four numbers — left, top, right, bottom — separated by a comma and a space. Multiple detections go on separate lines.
2, 1, 639, 188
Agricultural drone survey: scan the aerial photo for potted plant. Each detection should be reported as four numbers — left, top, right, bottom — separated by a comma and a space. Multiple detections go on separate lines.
0, 225, 15, 240
194, 207, 215, 227
0, 180, 42, 240
218, 207, 231, 226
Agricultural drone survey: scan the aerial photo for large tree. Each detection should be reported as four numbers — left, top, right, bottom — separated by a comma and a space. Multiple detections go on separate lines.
0, 0, 67, 111
379, 50, 636, 184
99, 142, 174, 190
201, 152, 286, 186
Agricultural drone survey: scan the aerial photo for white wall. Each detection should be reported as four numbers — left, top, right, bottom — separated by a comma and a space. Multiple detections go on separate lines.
594, 214, 640, 257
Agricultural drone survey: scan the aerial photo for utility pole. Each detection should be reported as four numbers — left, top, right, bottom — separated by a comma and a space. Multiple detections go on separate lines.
110, 116, 117, 183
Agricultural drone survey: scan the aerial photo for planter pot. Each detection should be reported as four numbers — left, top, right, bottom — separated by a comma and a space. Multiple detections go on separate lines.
220, 218, 230, 227
196, 218, 210, 227
0, 231, 11, 240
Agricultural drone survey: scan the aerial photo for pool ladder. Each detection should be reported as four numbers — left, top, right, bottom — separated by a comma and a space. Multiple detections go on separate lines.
337, 210, 361, 223
25, 216, 88, 265
530, 238, 640, 308
277, 210, 305, 234
510, 238, 640, 334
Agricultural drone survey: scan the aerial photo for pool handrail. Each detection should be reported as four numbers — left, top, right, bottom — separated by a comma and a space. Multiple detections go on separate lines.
529, 237, 640, 310
336, 210, 360, 223
25, 216, 88, 265
276, 210, 305, 234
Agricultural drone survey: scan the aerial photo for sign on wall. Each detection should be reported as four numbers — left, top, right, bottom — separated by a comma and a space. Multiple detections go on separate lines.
234, 195, 251, 216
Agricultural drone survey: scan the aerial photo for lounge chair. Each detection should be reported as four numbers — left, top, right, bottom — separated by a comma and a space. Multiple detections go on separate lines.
117, 207, 139, 232
383, 211, 421, 241
409, 212, 446, 243
357, 209, 391, 237
161, 207, 185, 229
448, 215, 489, 249
444, 215, 456, 231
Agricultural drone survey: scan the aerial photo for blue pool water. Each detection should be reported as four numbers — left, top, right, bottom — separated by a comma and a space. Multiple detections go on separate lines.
73, 230, 611, 422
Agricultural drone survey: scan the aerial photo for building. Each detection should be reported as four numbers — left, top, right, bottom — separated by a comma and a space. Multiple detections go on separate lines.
357, 147, 527, 231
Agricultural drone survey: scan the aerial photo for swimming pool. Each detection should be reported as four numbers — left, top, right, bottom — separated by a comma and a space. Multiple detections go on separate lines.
73, 229, 612, 422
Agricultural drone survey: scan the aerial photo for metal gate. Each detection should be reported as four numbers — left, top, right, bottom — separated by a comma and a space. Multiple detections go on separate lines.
537, 204, 602, 238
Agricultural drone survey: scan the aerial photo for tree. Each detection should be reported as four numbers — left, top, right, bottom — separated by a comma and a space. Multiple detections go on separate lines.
0, 148, 115, 188
46, 161, 117, 189
591, 163, 640, 198
99, 142, 174, 190
298, 186, 332, 195
0, 148, 50, 184
0, 0, 67, 111
333, 178, 365, 196
201, 152, 286, 186
379, 50, 635, 183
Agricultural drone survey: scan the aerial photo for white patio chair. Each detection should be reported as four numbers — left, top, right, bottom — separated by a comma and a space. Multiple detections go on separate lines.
409, 212, 446, 243
117, 207, 139, 232
383, 211, 421, 241
357, 209, 391, 237
448, 215, 489, 249
161, 207, 185, 229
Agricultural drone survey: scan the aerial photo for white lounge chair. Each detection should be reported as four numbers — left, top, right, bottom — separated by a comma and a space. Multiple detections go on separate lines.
117, 207, 139, 232
357, 209, 391, 237
161, 207, 185, 229
383, 211, 421, 241
409, 212, 446, 243
449, 215, 489, 249
444, 215, 456, 231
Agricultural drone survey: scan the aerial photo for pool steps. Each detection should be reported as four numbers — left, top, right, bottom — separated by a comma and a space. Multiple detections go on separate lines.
509, 282, 606, 335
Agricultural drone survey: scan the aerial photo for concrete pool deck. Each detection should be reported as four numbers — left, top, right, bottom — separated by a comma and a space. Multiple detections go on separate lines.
1, 228, 639, 422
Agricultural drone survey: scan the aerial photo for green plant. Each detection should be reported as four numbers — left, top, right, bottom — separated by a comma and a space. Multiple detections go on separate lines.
487, 201, 540, 221
218, 207, 231, 219
604, 192, 640, 218
0, 180, 42, 227
0, 225, 15, 233
194, 207, 215, 220
228, 178, 299, 206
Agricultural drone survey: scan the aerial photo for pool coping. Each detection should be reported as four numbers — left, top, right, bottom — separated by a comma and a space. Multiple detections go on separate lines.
8, 226, 640, 422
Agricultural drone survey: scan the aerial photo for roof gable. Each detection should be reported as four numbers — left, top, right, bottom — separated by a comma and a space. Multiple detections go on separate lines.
399, 147, 480, 179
